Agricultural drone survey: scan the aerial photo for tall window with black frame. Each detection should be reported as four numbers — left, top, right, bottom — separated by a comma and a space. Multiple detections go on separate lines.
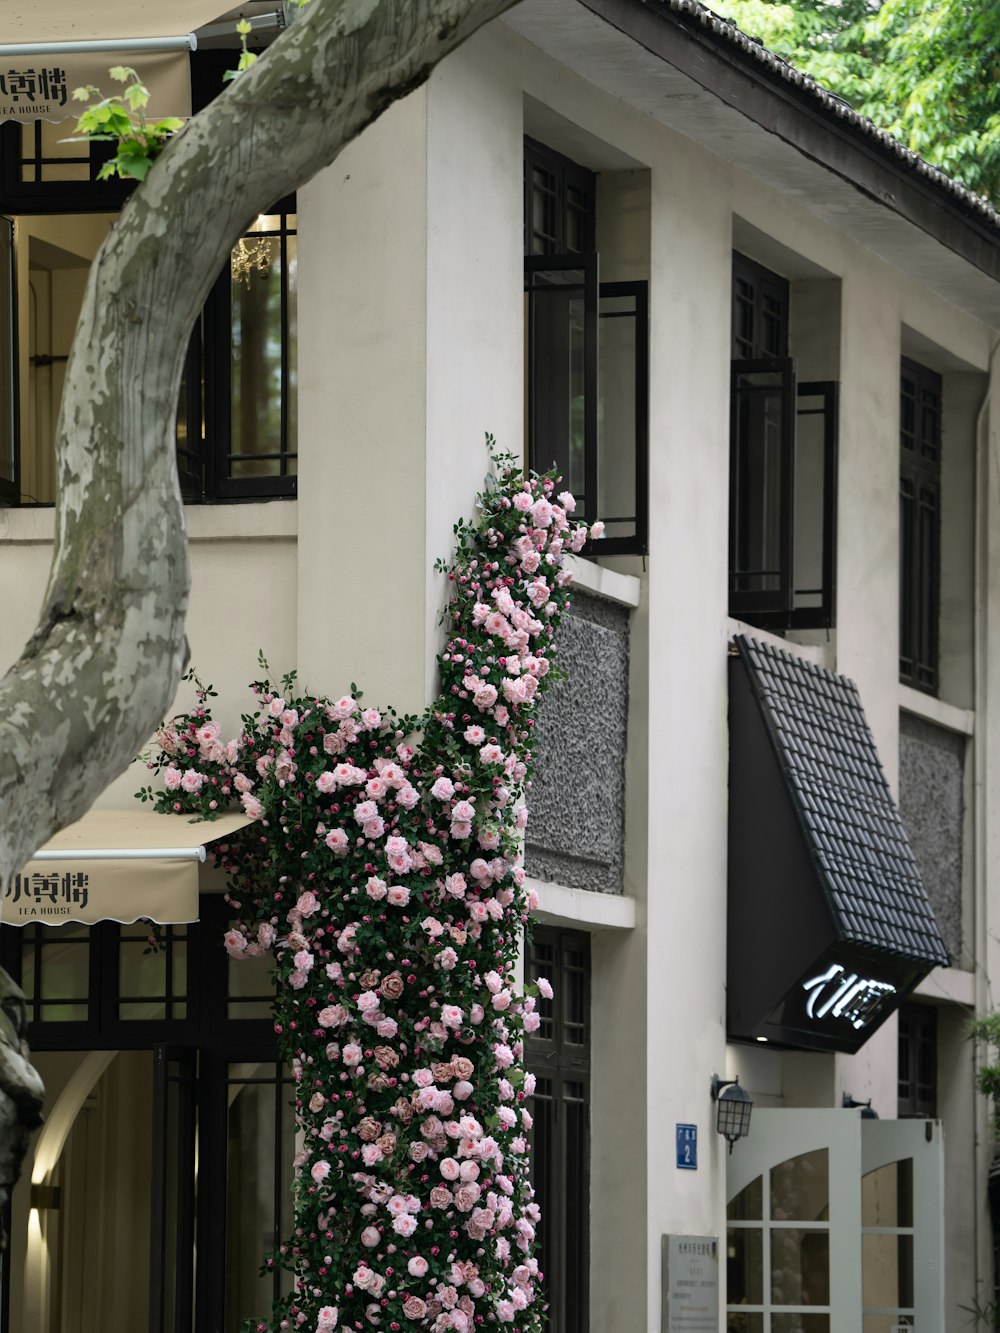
523, 137, 647, 554
526, 926, 591, 1333
0, 50, 297, 508
899, 357, 942, 693
729, 252, 838, 630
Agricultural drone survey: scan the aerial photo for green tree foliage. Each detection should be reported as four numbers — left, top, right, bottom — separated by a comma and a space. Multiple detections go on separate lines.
709, 0, 1000, 200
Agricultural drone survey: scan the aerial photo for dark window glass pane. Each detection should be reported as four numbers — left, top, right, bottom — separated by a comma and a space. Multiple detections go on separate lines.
598, 291, 638, 542
770, 1228, 830, 1306
731, 368, 790, 596
862, 1159, 913, 1229
727, 1227, 763, 1303
727, 1316, 764, 1333
230, 215, 296, 478
793, 393, 829, 611
899, 358, 941, 692
0, 217, 15, 500
863, 1233, 914, 1308
225, 1063, 296, 1331
525, 259, 597, 518
228, 948, 276, 1021
771, 1149, 829, 1222
727, 1175, 763, 1221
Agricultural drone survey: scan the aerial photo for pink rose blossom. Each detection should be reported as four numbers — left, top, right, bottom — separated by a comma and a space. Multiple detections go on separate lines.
164, 766, 182, 790
386, 884, 410, 906
431, 776, 455, 801
325, 828, 349, 854
407, 1256, 429, 1278
224, 929, 246, 957
366, 876, 388, 900
439, 1157, 461, 1181
396, 784, 419, 809
441, 1004, 464, 1030
311, 1160, 331, 1184
180, 769, 205, 793
240, 792, 264, 820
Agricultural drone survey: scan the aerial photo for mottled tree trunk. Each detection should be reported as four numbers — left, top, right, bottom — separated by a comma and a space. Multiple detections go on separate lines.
0, 0, 518, 1228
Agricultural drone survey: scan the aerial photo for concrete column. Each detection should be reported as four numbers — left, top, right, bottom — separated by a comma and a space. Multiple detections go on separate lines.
296, 91, 430, 713
833, 264, 902, 1117
296, 27, 522, 715
644, 139, 732, 1327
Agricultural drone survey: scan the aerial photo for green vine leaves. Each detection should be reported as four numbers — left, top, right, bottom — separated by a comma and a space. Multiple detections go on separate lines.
66, 66, 184, 182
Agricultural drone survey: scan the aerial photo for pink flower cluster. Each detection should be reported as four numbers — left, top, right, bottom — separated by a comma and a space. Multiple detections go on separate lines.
143, 447, 596, 1333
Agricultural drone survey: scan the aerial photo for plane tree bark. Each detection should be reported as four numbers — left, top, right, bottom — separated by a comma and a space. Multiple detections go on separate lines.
0, 0, 519, 1227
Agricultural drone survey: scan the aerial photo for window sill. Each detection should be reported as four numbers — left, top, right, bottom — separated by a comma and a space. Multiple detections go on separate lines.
899, 684, 974, 736
913, 965, 974, 1007
564, 555, 640, 608
0, 501, 298, 546
185, 500, 297, 543
527, 876, 636, 932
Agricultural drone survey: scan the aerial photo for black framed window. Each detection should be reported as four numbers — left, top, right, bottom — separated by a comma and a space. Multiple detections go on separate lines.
177, 204, 298, 501
899, 357, 941, 693
0, 894, 273, 1047
0, 50, 297, 507
897, 1002, 937, 1117
523, 139, 648, 554
0, 119, 132, 213
526, 926, 591, 1333
730, 253, 838, 629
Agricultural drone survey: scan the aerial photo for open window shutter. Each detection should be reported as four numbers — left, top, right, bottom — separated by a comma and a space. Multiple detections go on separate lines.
524, 252, 598, 520
0, 216, 16, 505
729, 356, 796, 623
792, 380, 838, 629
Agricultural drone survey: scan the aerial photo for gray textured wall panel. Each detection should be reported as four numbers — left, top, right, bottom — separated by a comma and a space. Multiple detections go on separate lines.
898, 712, 965, 964
525, 590, 629, 894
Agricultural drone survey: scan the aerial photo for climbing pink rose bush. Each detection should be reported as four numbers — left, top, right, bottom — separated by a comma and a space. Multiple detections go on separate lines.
139, 444, 600, 1332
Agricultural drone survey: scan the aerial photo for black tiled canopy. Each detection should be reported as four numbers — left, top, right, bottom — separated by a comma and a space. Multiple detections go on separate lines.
727, 635, 947, 1053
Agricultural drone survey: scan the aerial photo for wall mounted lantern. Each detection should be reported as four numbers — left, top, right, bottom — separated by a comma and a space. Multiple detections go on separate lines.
842, 1092, 879, 1120
711, 1074, 753, 1151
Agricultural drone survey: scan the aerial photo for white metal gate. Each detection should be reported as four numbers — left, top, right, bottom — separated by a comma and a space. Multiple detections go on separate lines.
725, 1109, 944, 1332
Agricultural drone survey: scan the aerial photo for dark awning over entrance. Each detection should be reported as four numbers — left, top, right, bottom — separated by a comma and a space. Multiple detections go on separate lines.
727, 635, 948, 1054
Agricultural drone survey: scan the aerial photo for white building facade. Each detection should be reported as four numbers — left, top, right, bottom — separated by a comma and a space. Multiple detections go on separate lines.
0, 1, 999, 1329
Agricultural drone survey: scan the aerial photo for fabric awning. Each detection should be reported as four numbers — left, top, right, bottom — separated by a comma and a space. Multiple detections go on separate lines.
0, 2, 236, 121
0, 3, 227, 44
0, 50, 192, 123
3, 809, 254, 926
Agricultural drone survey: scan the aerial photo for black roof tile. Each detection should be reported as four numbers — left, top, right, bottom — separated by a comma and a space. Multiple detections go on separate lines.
735, 634, 949, 967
